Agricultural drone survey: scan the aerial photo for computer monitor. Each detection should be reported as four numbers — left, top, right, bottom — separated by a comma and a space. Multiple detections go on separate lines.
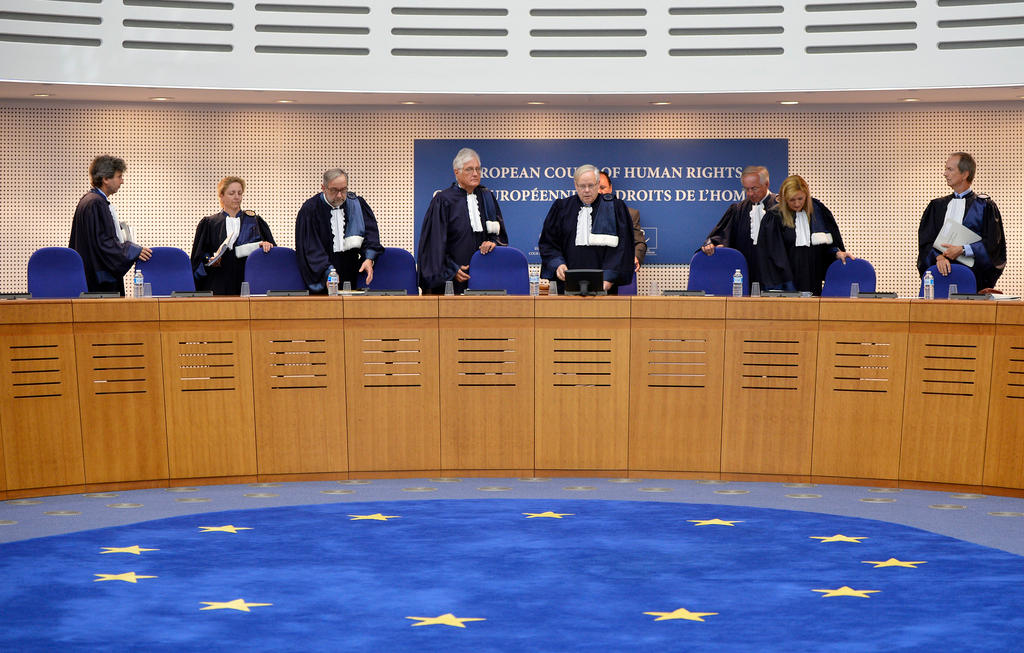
563, 269, 606, 296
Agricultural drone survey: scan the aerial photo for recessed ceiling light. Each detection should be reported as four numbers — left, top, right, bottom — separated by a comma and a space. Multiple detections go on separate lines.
901, 98, 920, 102
399, 101, 420, 105
31, 93, 51, 97
275, 99, 295, 104
149, 96, 172, 101
526, 101, 546, 105
778, 100, 799, 105
649, 101, 671, 106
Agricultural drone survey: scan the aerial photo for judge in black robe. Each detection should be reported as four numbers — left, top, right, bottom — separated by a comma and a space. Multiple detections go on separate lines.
417, 148, 508, 294
537, 166, 635, 294
757, 176, 851, 295
917, 153, 1006, 291
69, 155, 149, 295
295, 187, 384, 292
190, 177, 275, 295
701, 167, 778, 286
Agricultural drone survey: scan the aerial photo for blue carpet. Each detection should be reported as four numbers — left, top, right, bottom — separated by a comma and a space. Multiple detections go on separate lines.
1, 499, 1022, 652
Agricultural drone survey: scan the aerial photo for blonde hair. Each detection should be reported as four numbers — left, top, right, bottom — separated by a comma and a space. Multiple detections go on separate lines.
217, 176, 246, 196
777, 174, 813, 229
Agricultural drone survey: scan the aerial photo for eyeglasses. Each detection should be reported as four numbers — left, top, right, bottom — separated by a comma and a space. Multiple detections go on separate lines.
461, 167, 482, 174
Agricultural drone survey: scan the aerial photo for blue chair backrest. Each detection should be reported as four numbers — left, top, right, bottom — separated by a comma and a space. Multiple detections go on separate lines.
821, 258, 876, 297
136, 247, 194, 296
919, 263, 976, 298
467, 246, 530, 295
687, 247, 748, 296
27, 247, 88, 298
244, 247, 306, 294
618, 271, 637, 296
358, 247, 418, 295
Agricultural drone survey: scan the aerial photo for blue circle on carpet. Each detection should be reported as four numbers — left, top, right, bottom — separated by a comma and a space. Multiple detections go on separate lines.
1, 499, 1022, 652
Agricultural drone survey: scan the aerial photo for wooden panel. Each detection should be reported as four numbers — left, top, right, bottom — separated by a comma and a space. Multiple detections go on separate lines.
983, 326, 1024, 489
161, 321, 256, 478
248, 296, 342, 321
726, 297, 820, 321
345, 316, 441, 471
158, 297, 250, 322
721, 320, 818, 474
0, 323, 85, 490
342, 296, 439, 319
628, 318, 725, 472
250, 319, 347, 474
900, 324, 994, 484
629, 296, 727, 320
439, 296, 535, 319
73, 298, 159, 323
909, 299, 997, 325
811, 322, 908, 479
439, 315, 534, 470
818, 298, 910, 323
535, 316, 630, 469
0, 299, 72, 325
534, 296, 631, 319
74, 322, 168, 483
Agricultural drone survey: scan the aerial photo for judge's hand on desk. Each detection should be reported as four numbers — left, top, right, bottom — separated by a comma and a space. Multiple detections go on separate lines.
260, 241, 274, 253
555, 264, 568, 281
835, 251, 856, 264
479, 241, 496, 255
359, 259, 374, 285
454, 265, 470, 282
137, 247, 152, 262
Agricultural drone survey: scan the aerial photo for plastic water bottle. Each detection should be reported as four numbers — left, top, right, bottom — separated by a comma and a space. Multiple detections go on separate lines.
133, 267, 144, 298
732, 269, 743, 297
923, 271, 935, 300
326, 266, 339, 296
529, 274, 540, 296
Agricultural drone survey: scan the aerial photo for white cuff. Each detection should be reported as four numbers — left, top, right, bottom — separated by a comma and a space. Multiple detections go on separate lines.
588, 234, 619, 248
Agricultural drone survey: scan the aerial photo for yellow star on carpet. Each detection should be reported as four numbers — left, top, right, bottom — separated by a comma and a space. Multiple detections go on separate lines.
812, 586, 880, 598
94, 572, 157, 583
406, 613, 485, 628
862, 558, 927, 568
523, 511, 574, 518
810, 534, 867, 543
200, 599, 272, 612
687, 519, 742, 526
644, 607, 719, 622
100, 546, 159, 555
348, 513, 400, 521
198, 525, 252, 533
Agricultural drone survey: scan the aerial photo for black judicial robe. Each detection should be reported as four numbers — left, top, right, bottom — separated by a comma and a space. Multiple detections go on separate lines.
537, 193, 635, 291
294, 193, 384, 292
702, 193, 778, 285
917, 191, 1006, 290
190, 211, 275, 295
417, 183, 508, 294
758, 198, 845, 295
69, 188, 143, 294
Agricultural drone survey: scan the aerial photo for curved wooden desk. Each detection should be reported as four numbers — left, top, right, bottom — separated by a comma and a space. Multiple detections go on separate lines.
1, 296, 1021, 499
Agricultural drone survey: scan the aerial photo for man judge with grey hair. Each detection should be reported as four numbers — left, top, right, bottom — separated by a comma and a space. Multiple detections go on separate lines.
538, 164, 634, 294
295, 168, 384, 293
700, 165, 778, 287
417, 147, 509, 294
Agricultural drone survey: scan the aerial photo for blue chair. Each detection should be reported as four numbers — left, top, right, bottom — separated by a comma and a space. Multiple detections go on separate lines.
136, 247, 194, 296
359, 247, 418, 295
467, 246, 530, 295
27, 247, 88, 298
687, 247, 748, 296
821, 258, 876, 297
919, 263, 976, 298
618, 271, 638, 296
244, 247, 306, 295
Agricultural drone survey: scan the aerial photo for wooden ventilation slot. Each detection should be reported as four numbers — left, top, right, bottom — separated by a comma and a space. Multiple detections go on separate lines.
8, 342, 63, 399
90, 341, 148, 396
267, 338, 328, 390
1003, 344, 1024, 400
456, 336, 517, 387
740, 338, 800, 390
646, 337, 708, 388
177, 339, 236, 392
361, 337, 423, 388
919, 342, 977, 397
552, 336, 612, 388
829, 340, 891, 394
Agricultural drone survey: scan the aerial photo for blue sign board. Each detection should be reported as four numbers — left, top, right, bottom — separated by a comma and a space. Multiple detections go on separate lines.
413, 138, 788, 265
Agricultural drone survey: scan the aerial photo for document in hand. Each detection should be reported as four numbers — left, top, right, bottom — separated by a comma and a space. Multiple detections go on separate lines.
933, 218, 980, 268
206, 242, 229, 266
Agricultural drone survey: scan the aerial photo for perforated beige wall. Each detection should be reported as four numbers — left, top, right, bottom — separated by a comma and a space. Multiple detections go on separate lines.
1, 102, 1021, 297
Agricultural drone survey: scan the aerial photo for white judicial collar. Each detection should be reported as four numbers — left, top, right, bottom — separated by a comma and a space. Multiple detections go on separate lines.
223, 214, 241, 250
945, 190, 969, 226
749, 196, 767, 245
108, 203, 127, 244
466, 193, 484, 233
575, 205, 593, 246
794, 210, 811, 247
330, 205, 346, 252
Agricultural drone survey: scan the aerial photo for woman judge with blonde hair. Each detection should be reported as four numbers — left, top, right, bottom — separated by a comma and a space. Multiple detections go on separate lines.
758, 174, 854, 294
